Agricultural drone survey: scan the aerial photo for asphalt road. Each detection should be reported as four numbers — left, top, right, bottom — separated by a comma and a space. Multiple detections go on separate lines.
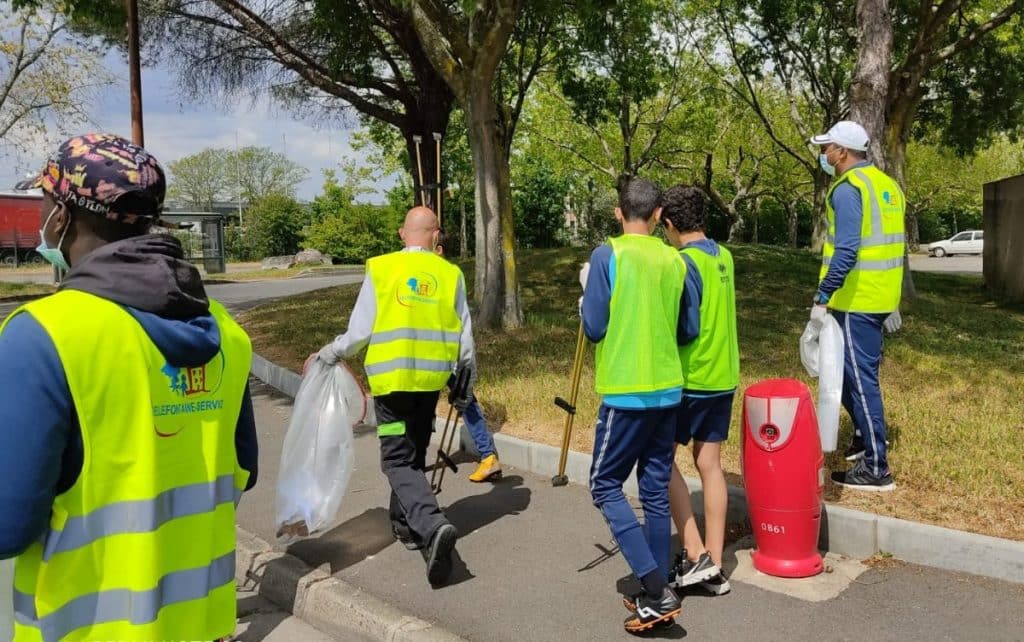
907, 254, 982, 276
0, 273, 363, 321
239, 383, 1024, 642
233, 590, 367, 642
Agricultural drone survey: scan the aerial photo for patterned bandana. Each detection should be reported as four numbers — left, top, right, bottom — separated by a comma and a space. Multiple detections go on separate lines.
35, 133, 166, 225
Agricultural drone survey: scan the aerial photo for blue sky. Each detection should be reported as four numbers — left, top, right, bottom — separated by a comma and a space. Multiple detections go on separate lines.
0, 50, 386, 202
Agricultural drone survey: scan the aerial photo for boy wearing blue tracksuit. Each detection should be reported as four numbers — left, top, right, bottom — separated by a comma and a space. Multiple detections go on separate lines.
581, 179, 688, 634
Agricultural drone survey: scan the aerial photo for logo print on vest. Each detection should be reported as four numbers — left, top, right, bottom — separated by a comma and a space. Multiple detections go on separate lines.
162, 362, 211, 396
398, 272, 440, 307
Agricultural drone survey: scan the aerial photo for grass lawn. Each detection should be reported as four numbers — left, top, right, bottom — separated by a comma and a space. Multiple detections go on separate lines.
238, 244, 1024, 541
0, 281, 55, 298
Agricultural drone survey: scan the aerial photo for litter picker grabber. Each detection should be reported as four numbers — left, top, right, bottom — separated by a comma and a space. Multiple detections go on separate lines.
413, 135, 426, 207
433, 132, 443, 227
431, 366, 471, 494
552, 320, 586, 487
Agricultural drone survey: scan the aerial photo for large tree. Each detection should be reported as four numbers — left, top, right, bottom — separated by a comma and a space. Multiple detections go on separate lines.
229, 145, 309, 202
1, 2, 112, 161
408, 0, 558, 328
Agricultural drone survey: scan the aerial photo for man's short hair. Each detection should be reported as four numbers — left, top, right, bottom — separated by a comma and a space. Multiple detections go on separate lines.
660, 185, 707, 233
619, 178, 662, 221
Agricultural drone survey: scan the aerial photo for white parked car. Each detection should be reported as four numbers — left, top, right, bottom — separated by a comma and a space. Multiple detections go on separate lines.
927, 230, 984, 257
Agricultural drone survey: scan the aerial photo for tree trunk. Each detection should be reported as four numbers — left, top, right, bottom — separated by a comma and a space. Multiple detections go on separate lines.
848, 0, 892, 168
810, 174, 829, 250
784, 199, 799, 248
465, 89, 524, 328
727, 209, 744, 243
459, 191, 468, 257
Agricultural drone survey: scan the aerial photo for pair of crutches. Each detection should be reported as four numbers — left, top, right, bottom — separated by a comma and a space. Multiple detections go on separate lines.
412, 133, 443, 227
430, 367, 471, 494
552, 320, 587, 487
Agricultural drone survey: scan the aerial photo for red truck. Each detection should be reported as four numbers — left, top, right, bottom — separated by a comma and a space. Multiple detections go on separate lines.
0, 191, 43, 266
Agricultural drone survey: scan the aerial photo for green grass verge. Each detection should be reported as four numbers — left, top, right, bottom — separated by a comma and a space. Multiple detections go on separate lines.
0, 281, 55, 299
238, 245, 1024, 541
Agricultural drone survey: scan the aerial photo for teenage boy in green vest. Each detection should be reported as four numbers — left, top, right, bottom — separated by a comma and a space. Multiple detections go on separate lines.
581, 178, 688, 634
660, 185, 739, 597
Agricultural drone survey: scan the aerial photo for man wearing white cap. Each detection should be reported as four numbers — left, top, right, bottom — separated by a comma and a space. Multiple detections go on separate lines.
809, 120, 904, 491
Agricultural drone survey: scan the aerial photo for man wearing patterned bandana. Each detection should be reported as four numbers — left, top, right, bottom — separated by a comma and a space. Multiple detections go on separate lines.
0, 134, 259, 641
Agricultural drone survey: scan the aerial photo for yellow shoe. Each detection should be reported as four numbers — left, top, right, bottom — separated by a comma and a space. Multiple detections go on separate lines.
469, 455, 502, 482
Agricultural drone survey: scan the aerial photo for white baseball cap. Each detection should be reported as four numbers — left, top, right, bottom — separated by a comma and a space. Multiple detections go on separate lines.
810, 121, 870, 152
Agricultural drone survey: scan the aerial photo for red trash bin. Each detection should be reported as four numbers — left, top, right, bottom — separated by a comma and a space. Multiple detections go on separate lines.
742, 378, 824, 578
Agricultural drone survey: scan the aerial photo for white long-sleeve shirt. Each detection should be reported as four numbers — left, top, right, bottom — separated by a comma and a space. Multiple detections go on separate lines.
328, 248, 476, 375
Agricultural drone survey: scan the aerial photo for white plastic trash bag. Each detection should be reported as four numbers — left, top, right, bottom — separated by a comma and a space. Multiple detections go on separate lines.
800, 316, 845, 453
275, 361, 365, 539
1, 558, 13, 641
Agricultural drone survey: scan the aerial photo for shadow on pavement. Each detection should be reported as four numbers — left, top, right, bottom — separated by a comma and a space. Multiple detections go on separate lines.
286, 507, 394, 574
283, 474, 531, 585
233, 594, 289, 642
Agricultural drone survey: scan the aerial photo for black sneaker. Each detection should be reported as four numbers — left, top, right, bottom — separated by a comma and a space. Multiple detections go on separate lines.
425, 523, 458, 586
392, 524, 421, 551
699, 572, 732, 596
623, 587, 681, 634
670, 550, 720, 589
831, 461, 896, 492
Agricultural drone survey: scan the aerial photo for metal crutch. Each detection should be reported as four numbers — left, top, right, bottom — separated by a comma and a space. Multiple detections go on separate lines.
552, 320, 586, 487
413, 135, 426, 207
431, 367, 470, 494
432, 132, 443, 227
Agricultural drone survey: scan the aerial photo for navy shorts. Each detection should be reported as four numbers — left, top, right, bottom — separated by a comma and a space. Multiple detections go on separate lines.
675, 392, 735, 445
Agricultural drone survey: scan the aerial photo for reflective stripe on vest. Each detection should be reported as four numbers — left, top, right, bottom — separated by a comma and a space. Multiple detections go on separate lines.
679, 244, 740, 392
364, 251, 463, 396
595, 235, 686, 395
2, 291, 251, 642
41, 474, 241, 561
819, 165, 906, 313
13, 551, 234, 641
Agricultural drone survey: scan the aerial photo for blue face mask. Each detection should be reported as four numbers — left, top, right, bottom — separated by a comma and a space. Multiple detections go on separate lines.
36, 205, 71, 272
819, 152, 836, 177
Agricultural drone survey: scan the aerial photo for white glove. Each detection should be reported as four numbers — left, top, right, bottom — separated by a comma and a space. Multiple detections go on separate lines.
579, 262, 590, 291
578, 295, 584, 317
884, 310, 902, 333
317, 342, 340, 365
810, 305, 828, 325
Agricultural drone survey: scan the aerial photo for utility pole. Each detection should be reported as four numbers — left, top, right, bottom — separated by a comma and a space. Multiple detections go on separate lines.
126, 0, 144, 146
235, 130, 243, 227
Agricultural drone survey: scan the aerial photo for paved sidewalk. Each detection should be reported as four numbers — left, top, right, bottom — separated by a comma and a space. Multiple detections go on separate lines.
233, 590, 357, 642
238, 382, 1024, 642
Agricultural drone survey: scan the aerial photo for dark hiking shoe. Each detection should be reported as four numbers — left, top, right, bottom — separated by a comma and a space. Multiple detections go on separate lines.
670, 551, 720, 589
623, 587, 681, 634
425, 523, 458, 586
831, 461, 896, 492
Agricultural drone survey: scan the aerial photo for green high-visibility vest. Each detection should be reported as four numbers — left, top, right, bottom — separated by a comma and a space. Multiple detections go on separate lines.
679, 244, 740, 392
364, 250, 464, 396
820, 165, 906, 313
595, 234, 686, 395
2, 290, 251, 642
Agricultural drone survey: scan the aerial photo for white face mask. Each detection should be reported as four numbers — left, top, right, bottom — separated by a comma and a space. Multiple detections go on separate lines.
36, 204, 71, 271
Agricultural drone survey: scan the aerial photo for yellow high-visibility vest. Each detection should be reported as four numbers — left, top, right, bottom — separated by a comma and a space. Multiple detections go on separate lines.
820, 165, 906, 313
364, 250, 463, 396
1, 290, 252, 642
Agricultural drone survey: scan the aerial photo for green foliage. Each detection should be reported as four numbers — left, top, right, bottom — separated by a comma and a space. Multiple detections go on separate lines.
303, 172, 403, 263
245, 193, 310, 258
223, 224, 258, 262
513, 157, 570, 248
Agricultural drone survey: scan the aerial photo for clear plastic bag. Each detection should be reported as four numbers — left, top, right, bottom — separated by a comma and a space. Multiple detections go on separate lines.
800, 316, 845, 452
275, 361, 365, 540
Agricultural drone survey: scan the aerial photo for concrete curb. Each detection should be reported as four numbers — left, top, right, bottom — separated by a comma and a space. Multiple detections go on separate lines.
236, 527, 466, 641
249, 353, 1024, 587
